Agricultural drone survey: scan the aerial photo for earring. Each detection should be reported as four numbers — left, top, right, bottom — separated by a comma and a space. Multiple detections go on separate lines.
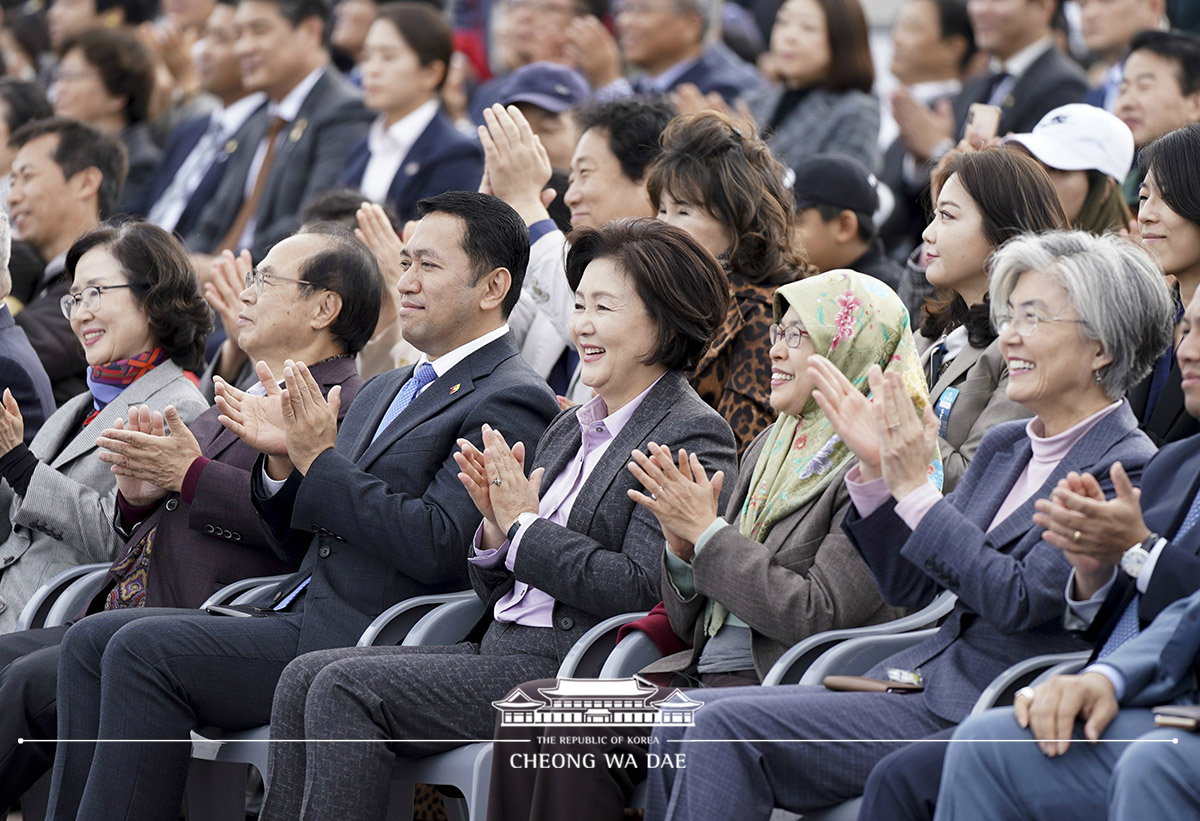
1094, 370, 1103, 384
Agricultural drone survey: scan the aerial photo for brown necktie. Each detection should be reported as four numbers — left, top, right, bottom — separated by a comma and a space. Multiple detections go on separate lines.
216, 115, 287, 253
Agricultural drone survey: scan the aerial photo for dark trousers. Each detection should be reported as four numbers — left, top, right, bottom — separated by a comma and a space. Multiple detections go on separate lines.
48, 607, 303, 820
0, 624, 69, 810
857, 727, 953, 821
487, 670, 758, 821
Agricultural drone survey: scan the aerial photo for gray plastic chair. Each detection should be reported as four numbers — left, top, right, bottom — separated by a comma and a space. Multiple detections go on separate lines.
763, 591, 957, 686
970, 650, 1092, 714
15, 562, 111, 631
200, 573, 292, 609
599, 628, 663, 678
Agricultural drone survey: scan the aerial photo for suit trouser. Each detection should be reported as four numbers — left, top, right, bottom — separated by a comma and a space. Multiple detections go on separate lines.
934, 706, 1200, 820
856, 726, 954, 821
259, 620, 560, 821
0, 624, 68, 809
643, 684, 953, 821
47, 607, 303, 821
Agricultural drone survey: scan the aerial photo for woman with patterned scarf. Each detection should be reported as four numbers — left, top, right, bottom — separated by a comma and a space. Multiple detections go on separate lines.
486, 269, 941, 821
0, 222, 210, 634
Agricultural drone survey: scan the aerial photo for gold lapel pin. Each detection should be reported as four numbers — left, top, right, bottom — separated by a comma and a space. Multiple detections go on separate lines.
289, 118, 308, 143
224, 138, 238, 154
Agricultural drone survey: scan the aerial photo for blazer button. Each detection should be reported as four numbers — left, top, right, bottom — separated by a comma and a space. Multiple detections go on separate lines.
165, 498, 179, 512
318, 545, 331, 558
232, 532, 242, 541
0, 602, 6, 613
205, 525, 215, 534
1, 556, 12, 566
557, 616, 573, 631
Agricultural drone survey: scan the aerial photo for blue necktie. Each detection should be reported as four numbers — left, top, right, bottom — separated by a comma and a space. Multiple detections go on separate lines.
370, 362, 438, 445
1098, 485, 1200, 657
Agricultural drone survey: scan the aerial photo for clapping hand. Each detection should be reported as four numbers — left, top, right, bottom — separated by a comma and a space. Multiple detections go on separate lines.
457, 424, 542, 549
214, 361, 288, 458
809, 355, 883, 478
627, 442, 724, 562
205, 249, 252, 348
875, 367, 939, 501
0, 389, 24, 456
278, 359, 341, 475
478, 104, 556, 223
96, 404, 202, 496
564, 16, 622, 89
891, 87, 954, 163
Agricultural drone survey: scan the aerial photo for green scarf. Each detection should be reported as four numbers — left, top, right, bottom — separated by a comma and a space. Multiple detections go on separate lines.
706, 270, 942, 635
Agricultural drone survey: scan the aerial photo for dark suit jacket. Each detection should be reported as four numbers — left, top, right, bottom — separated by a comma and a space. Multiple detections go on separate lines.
844, 403, 1155, 722
188, 68, 372, 257
15, 272, 86, 406
952, 46, 1087, 139
87, 358, 363, 613
116, 123, 164, 217
664, 42, 763, 104
1083, 432, 1200, 659
0, 304, 55, 442
132, 104, 269, 238
467, 369, 738, 663
646, 430, 903, 680
338, 111, 483, 224
1126, 361, 1200, 447
253, 332, 559, 655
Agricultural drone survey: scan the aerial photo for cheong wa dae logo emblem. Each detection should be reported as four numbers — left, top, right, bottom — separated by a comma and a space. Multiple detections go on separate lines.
492, 677, 703, 727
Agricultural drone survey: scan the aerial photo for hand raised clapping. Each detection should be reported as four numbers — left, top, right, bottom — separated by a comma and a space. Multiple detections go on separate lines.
626, 442, 724, 562
455, 423, 542, 550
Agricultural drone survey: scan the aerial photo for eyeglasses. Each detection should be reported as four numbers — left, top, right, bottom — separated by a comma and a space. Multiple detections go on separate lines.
994, 307, 1086, 337
612, 0, 679, 14
499, 0, 576, 15
60, 284, 133, 319
244, 268, 314, 295
768, 323, 810, 348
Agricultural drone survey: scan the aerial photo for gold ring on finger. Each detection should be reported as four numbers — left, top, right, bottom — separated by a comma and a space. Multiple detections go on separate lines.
1072, 530, 1081, 543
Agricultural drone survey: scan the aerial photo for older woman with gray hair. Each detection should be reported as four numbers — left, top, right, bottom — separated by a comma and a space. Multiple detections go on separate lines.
641, 230, 1174, 821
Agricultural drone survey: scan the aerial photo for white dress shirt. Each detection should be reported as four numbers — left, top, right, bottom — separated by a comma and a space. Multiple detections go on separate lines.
360, 99, 439, 204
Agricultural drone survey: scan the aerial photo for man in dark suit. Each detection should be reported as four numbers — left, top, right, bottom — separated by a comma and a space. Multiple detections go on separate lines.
0, 215, 54, 443
0, 223, 381, 813
44, 192, 559, 817
186, 0, 373, 259
892, 0, 1085, 202
7, 118, 127, 405
857, 285, 1200, 821
134, 0, 268, 238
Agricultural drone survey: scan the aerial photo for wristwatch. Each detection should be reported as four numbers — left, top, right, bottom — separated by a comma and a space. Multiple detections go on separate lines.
1120, 532, 1158, 579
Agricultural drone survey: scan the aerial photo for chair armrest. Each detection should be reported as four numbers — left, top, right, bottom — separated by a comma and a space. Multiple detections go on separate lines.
598, 630, 664, 679
16, 562, 112, 631
761, 592, 957, 687
793, 628, 939, 686
201, 574, 292, 609
1030, 654, 1090, 685
43, 568, 111, 627
390, 592, 486, 647
556, 612, 649, 678
970, 650, 1094, 714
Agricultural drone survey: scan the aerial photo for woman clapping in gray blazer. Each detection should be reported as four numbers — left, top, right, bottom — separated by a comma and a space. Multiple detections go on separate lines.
0, 223, 210, 632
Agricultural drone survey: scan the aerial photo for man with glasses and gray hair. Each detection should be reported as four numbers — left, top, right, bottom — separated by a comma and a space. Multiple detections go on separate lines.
0, 213, 54, 444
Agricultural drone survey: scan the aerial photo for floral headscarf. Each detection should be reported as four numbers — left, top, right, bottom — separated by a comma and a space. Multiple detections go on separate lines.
738, 270, 943, 543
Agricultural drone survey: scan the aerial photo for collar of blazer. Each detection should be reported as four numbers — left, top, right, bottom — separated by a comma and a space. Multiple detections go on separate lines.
49, 360, 188, 470
537, 369, 693, 535
352, 332, 519, 465
930, 336, 991, 397
981, 402, 1142, 548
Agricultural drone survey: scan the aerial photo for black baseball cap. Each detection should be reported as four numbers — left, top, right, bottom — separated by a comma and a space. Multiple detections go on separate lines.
792, 153, 879, 214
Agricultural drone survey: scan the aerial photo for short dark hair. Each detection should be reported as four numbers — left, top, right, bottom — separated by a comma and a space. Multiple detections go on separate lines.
374, 2, 453, 91
415, 191, 529, 317
65, 221, 212, 371
930, 0, 975, 70
241, 0, 334, 46
2, 12, 51, 75
94, 0, 160, 25
1128, 30, 1200, 96
300, 187, 401, 231
564, 219, 731, 372
60, 27, 156, 125
8, 116, 128, 220
291, 222, 385, 356
809, 0, 874, 94
813, 203, 875, 243
1140, 123, 1200, 230
0, 78, 53, 135
921, 145, 1069, 343
574, 96, 674, 183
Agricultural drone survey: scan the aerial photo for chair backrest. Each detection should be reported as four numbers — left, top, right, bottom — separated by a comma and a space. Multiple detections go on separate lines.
371, 591, 482, 647
556, 612, 649, 678
201, 574, 292, 609
15, 562, 112, 632
598, 630, 663, 679
969, 650, 1092, 714
794, 628, 939, 687
43, 568, 112, 627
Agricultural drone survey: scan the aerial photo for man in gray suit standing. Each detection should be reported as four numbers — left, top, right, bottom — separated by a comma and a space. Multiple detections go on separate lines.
44, 192, 560, 817
936, 585, 1200, 819
186, 0, 372, 260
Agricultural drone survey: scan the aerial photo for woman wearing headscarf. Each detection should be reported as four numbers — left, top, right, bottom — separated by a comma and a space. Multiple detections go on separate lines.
486, 269, 941, 821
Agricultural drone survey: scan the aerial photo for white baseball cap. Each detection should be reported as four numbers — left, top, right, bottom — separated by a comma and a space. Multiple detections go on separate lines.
1002, 104, 1135, 183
